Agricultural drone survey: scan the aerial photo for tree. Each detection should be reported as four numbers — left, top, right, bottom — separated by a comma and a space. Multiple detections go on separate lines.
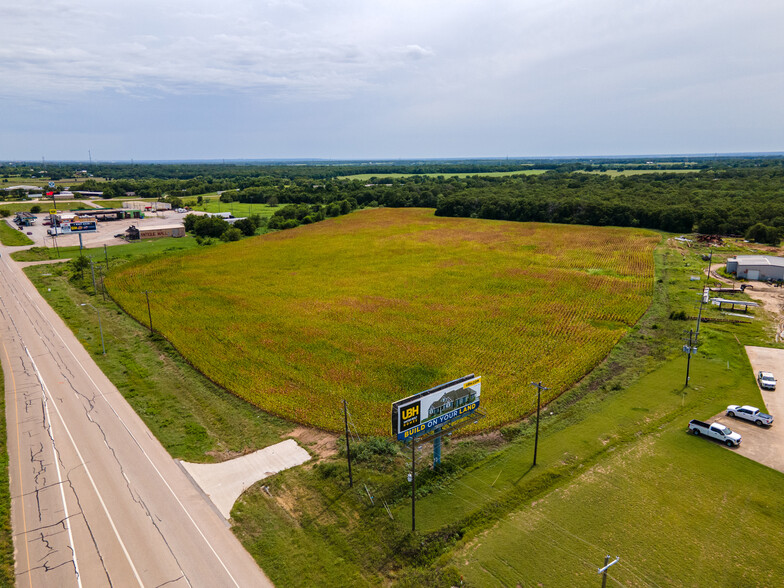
233, 218, 257, 236
30, 205, 41, 214
220, 227, 242, 242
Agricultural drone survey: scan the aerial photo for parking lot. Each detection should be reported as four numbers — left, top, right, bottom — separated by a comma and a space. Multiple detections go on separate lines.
711, 346, 784, 472
18, 206, 190, 250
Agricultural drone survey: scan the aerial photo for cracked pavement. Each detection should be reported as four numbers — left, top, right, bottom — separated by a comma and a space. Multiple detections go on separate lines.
1, 241, 272, 587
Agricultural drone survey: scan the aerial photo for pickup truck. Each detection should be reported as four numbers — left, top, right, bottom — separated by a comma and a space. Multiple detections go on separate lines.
689, 420, 742, 447
758, 371, 776, 390
726, 405, 774, 426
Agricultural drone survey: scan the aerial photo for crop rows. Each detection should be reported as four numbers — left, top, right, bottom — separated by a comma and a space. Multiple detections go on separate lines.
106, 208, 658, 435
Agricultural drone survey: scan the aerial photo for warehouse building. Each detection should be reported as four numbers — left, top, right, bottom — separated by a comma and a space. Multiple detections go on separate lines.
125, 224, 185, 240
726, 255, 784, 281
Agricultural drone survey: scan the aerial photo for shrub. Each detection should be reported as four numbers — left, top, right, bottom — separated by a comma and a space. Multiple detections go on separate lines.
220, 228, 242, 242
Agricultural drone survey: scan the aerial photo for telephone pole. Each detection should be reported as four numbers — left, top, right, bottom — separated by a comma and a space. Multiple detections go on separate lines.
530, 381, 549, 466
683, 329, 697, 387
144, 290, 153, 334
598, 555, 619, 587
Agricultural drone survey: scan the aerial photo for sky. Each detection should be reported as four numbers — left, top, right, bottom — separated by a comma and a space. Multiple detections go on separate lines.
2, 0, 783, 161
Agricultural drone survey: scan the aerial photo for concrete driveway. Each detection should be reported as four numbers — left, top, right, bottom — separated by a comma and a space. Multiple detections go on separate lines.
717, 346, 784, 472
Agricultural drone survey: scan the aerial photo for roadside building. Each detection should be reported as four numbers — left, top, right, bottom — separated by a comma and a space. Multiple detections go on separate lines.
726, 255, 784, 281
126, 224, 185, 240
123, 200, 172, 212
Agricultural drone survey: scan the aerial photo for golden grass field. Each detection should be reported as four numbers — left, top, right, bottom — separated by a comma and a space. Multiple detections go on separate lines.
105, 208, 658, 434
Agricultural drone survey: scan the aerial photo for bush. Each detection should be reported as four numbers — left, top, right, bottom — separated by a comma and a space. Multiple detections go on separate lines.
339, 437, 397, 464
220, 227, 242, 242
0, 209, 9, 218
669, 310, 688, 320
30, 205, 41, 214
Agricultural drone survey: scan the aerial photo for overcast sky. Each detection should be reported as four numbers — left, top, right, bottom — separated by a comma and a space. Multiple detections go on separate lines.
2, 0, 783, 161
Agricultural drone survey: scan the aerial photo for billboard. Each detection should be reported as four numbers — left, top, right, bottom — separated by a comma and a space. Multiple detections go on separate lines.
61, 220, 97, 234
391, 374, 481, 441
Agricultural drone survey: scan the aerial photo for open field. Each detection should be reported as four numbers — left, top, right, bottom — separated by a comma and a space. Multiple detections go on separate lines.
338, 170, 548, 181
1, 175, 106, 188
12, 235, 201, 262
22, 262, 292, 462
231, 240, 784, 587
106, 208, 658, 434
0, 220, 34, 246
22, 214, 784, 586
0, 201, 94, 215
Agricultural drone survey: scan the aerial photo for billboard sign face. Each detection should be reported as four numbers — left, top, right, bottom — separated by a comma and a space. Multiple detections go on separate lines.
61, 220, 97, 234
391, 374, 481, 441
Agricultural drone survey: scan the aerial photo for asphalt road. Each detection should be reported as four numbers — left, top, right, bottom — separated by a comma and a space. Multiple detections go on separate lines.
0, 243, 273, 586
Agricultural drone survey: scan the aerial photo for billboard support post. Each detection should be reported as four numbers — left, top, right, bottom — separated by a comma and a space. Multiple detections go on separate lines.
411, 440, 416, 533
343, 399, 353, 488
433, 428, 442, 468
530, 381, 549, 466
79, 233, 83, 251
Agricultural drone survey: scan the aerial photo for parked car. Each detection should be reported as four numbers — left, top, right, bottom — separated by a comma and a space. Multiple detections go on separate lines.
758, 371, 777, 390
689, 420, 742, 446
726, 405, 773, 426
26, 231, 32, 235
176, 208, 187, 213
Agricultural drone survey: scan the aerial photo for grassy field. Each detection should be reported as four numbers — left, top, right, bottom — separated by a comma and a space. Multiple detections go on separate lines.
0, 175, 106, 187
23, 262, 292, 462
12, 235, 201, 263
338, 170, 548, 181
0, 219, 34, 246
0, 201, 97, 215
105, 208, 658, 435
187, 200, 280, 217
230, 240, 784, 587
0, 362, 15, 586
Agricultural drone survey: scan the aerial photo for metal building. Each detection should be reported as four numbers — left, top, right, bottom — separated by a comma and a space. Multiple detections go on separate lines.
726, 255, 784, 281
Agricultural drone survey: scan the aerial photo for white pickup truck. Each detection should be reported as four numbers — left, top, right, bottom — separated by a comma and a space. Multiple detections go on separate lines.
689, 420, 742, 447
758, 371, 776, 390
726, 405, 774, 426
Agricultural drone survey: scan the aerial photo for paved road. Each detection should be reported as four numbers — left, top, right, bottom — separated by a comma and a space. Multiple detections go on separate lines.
0, 244, 273, 586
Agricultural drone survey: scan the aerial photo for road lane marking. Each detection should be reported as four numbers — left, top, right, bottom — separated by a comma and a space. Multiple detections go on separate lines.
24, 347, 142, 587
4, 249, 246, 587
3, 342, 33, 588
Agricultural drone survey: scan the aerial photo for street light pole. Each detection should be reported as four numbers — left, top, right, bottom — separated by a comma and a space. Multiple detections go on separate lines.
80, 303, 105, 355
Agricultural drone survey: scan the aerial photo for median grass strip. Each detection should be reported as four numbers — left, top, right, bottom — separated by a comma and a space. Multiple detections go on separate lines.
23, 261, 292, 462
0, 363, 15, 586
0, 219, 34, 246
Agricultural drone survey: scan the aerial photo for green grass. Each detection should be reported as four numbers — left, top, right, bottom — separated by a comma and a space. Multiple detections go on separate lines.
0, 219, 34, 246
0, 363, 15, 585
12, 235, 201, 262
23, 262, 292, 462
337, 171, 547, 181
105, 208, 659, 435
228, 239, 784, 587
0, 201, 98, 215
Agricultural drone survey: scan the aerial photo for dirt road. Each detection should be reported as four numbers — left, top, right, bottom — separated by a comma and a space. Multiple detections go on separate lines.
0, 244, 272, 585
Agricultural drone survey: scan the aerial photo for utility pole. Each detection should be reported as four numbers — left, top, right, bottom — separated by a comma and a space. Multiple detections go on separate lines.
144, 290, 153, 334
530, 381, 549, 466
343, 399, 353, 488
598, 555, 619, 588
89, 257, 97, 295
684, 329, 696, 387
104, 243, 109, 269
695, 286, 709, 342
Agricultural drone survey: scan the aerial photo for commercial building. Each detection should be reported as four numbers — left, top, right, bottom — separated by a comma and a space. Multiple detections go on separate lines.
123, 201, 172, 212
125, 225, 185, 240
726, 255, 784, 281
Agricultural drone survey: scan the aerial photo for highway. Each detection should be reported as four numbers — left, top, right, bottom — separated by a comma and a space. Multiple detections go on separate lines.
0, 238, 273, 586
